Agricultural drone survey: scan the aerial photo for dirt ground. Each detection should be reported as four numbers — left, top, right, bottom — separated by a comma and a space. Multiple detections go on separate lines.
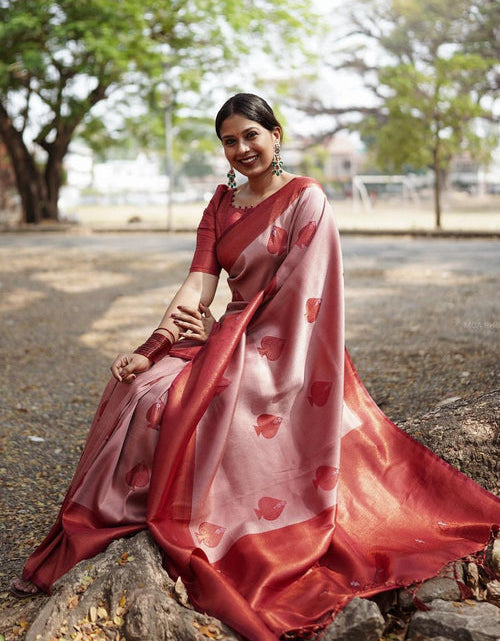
0, 231, 498, 638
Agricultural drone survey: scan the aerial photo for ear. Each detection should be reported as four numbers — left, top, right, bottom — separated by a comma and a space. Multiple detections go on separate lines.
272, 127, 282, 144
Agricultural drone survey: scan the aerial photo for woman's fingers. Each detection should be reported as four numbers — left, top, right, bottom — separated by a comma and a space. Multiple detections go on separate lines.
199, 302, 214, 318
111, 354, 128, 381
176, 305, 202, 319
171, 304, 215, 343
174, 317, 203, 332
111, 353, 150, 382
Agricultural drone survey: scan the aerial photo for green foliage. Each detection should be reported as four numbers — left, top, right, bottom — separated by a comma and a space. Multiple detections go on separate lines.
0, 0, 318, 221
365, 52, 496, 174
343, 0, 499, 226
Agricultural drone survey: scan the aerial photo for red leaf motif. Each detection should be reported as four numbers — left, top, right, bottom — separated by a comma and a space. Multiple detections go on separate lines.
313, 466, 339, 491
214, 377, 231, 396
296, 221, 317, 248
257, 336, 285, 361
125, 463, 150, 489
254, 497, 287, 521
195, 522, 226, 547
308, 381, 332, 407
267, 225, 288, 255
146, 398, 165, 430
306, 298, 322, 323
254, 414, 282, 439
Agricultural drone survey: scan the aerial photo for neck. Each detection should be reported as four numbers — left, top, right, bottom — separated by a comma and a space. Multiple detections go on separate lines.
246, 169, 282, 197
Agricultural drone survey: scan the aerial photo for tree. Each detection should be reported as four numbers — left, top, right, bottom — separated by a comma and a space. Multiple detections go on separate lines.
0, 141, 17, 213
0, 0, 316, 224
294, 0, 499, 227
360, 53, 497, 226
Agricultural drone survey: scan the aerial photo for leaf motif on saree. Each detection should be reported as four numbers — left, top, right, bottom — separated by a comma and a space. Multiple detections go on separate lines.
253, 414, 283, 439
254, 497, 287, 521
267, 224, 288, 255
306, 298, 322, 323
313, 466, 339, 491
295, 221, 317, 248
308, 381, 332, 407
195, 522, 226, 547
257, 336, 286, 361
146, 398, 165, 430
125, 462, 150, 489
213, 376, 231, 396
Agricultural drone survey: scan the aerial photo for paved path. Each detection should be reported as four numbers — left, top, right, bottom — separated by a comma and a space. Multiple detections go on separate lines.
1, 231, 499, 275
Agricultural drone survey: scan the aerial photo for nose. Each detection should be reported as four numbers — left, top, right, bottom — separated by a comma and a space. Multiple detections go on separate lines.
235, 138, 250, 154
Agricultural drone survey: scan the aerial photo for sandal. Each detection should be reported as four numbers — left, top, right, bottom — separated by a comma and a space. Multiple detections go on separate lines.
9, 578, 41, 599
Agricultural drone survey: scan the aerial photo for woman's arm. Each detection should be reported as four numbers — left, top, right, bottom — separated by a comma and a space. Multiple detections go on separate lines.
111, 271, 219, 383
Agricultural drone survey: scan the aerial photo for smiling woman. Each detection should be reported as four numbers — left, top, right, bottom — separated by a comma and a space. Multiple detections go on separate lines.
12, 93, 500, 641
216, 93, 287, 207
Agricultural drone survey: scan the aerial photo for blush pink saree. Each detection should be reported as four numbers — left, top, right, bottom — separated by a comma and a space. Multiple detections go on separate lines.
23, 178, 499, 640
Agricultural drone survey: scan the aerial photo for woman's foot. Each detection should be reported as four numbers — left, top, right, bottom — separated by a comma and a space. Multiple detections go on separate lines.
10, 577, 40, 598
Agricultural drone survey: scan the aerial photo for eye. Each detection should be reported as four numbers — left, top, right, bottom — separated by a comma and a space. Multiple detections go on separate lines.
246, 131, 258, 139
223, 138, 236, 146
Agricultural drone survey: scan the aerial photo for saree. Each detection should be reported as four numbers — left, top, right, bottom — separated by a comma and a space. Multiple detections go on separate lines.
23, 177, 499, 640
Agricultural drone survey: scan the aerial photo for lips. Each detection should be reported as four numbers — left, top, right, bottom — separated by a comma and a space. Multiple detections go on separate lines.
238, 154, 258, 166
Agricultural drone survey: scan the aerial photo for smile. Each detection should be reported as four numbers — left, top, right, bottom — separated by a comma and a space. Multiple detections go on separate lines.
238, 155, 258, 166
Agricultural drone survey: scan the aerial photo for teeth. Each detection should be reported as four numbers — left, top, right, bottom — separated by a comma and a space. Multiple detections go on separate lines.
240, 156, 257, 164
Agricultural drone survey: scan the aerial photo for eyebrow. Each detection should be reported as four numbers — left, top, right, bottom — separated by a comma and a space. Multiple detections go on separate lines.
221, 127, 258, 141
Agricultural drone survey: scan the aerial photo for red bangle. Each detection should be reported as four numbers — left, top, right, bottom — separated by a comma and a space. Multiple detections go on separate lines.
155, 327, 176, 343
134, 331, 173, 363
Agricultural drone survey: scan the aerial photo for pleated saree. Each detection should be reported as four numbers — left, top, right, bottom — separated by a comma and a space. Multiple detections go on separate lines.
23, 177, 499, 640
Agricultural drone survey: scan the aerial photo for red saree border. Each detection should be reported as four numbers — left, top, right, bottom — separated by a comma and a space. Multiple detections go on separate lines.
343, 349, 500, 508
217, 177, 321, 272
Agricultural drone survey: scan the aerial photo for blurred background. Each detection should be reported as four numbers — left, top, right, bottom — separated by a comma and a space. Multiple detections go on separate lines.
0, 0, 498, 232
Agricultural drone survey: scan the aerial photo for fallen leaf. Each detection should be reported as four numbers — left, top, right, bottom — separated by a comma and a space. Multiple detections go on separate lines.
113, 614, 124, 626
174, 576, 192, 609
197, 623, 224, 639
89, 605, 97, 622
67, 594, 79, 610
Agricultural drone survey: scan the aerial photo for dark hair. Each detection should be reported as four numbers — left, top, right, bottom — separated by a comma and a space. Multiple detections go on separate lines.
215, 93, 283, 139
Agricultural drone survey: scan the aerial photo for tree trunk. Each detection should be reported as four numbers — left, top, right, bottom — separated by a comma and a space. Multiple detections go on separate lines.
432, 139, 442, 229
44, 144, 68, 220
0, 104, 47, 224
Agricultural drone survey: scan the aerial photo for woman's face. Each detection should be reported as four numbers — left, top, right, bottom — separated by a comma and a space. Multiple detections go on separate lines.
219, 113, 281, 180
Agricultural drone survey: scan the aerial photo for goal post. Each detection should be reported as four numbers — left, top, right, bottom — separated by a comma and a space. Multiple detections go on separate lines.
352, 175, 421, 212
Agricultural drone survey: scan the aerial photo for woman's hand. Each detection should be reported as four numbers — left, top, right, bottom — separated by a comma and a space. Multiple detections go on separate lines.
171, 303, 215, 343
111, 353, 151, 383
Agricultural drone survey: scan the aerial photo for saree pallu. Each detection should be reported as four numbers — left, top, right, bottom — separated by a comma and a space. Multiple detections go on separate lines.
23, 178, 500, 640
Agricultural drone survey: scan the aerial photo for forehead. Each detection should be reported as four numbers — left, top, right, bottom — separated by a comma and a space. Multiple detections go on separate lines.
219, 113, 264, 138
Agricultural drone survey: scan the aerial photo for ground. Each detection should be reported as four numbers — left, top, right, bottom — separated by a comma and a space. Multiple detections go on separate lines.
0, 231, 498, 639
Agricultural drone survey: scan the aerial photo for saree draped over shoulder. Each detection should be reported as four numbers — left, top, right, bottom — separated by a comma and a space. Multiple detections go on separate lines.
23, 178, 500, 640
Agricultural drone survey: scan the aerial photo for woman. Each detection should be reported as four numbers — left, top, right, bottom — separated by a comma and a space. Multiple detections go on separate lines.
12, 94, 500, 640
